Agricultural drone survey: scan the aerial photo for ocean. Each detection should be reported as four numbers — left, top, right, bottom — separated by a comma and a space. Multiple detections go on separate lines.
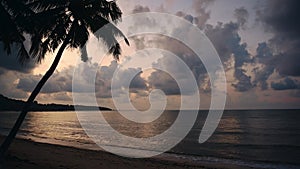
0, 110, 299, 169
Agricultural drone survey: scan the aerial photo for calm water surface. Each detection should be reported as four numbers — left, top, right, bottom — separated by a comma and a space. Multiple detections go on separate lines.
0, 110, 299, 169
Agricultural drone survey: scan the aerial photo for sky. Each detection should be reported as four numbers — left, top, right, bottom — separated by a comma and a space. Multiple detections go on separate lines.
0, 0, 300, 110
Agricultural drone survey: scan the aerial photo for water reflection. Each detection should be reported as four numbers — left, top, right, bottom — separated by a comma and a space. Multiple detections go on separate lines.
0, 110, 299, 165
21, 112, 92, 145
103, 110, 178, 138
212, 113, 242, 144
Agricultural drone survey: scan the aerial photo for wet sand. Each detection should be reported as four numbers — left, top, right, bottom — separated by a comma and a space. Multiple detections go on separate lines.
0, 137, 253, 169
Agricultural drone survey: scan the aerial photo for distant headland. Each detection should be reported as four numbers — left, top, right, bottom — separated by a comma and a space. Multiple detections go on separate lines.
0, 94, 112, 111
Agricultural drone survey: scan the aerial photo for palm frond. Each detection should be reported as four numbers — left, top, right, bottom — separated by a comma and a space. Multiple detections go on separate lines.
26, 0, 67, 12
0, 1, 29, 61
80, 45, 88, 62
18, 42, 31, 63
93, 22, 129, 60
1, 0, 128, 64
69, 20, 89, 48
107, 1, 122, 23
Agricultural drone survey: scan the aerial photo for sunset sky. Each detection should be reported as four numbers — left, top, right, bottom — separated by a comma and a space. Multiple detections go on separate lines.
0, 0, 299, 110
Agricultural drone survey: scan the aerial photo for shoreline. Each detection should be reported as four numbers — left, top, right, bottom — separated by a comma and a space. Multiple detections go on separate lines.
0, 136, 256, 169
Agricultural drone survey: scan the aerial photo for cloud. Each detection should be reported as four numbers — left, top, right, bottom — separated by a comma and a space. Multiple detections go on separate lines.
0, 69, 28, 99
231, 68, 252, 92
131, 35, 209, 94
192, 0, 215, 28
96, 61, 147, 98
271, 77, 300, 90
205, 22, 253, 91
128, 2, 214, 95
17, 67, 73, 93
131, 5, 150, 14
258, 0, 300, 35
52, 92, 72, 101
257, 0, 300, 77
129, 72, 147, 89
234, 7, 249, 28
173, 0, 214, 27
145, 47, 209, 95
148, 70, 180, 95
252, 42, 275, 90
129, 4, 254, 93
16, 60, 147, 102
277, 52, 300, 77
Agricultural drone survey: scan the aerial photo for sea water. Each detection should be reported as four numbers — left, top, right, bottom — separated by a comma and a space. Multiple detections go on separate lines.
0, 110, 299, 169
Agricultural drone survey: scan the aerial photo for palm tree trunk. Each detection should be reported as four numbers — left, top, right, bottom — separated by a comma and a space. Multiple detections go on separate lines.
0, 36, 70, 162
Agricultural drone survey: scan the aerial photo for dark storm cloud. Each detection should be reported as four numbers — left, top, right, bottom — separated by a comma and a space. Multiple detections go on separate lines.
184, 14, 194, 23
174, 0, 214, 28
131, 5, 150, 14
257, 0, 300, 77
192, 0, 214, 28
231, 68, 252, 92
100, 61, 147, 90
129, 72, 147, 89
255, 42, 273, 61
234, 7, 249, 28
271, 77, 300, 90
130, 4, 254, 93
205, 22, 251, 67
136, 35, 209, 94
145, 2, 213, 93
205, 22, 253, 91
259, 0, 300, 36
277, 52, 300, 77
252, 42, 276, 90
148, 70, 180, 95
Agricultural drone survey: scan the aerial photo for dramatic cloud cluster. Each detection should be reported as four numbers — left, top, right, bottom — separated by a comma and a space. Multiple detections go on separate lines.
148, 70, 180, 95
205, 22, 252, 91
252, 42, 275, 90
234, 7, 249, 28
129, 35, 208, 94
192, 0, 215, 28
271, 78, 300, 91
129, 2, 253, 93
252, 0, 300, 91
97, 61, 147, 98
0, 0, 299, 109
174, 0, 214, 29
16, 61, 147, 97
17, 67, 73, 93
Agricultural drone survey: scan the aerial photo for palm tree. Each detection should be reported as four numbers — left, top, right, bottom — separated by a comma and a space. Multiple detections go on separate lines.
0, 0, 129, 160
0, 0, 33, 62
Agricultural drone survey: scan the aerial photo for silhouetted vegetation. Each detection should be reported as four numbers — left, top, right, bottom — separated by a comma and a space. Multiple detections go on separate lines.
0, 94, 111, 111
0, 0, 128, 160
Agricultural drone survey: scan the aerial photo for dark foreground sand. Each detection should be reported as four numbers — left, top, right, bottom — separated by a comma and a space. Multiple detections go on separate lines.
0, 137, 254, 169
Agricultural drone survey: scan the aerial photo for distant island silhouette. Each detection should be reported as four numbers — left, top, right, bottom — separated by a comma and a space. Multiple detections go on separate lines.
0, 94, 111, 111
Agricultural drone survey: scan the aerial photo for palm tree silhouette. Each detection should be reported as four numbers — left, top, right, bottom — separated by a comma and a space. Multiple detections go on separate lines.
0, 0, 33, 62
0, 0, 129, 160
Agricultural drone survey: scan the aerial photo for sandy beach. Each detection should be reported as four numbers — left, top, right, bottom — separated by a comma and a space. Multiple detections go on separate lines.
0, 137, 256, 169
